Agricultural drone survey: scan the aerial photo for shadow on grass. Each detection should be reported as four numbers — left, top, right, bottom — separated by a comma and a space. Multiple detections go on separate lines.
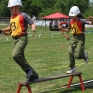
58, 88, 80, 93
73, 79, 93, 89
39, 79, 93, 93
59, 79, 93, 93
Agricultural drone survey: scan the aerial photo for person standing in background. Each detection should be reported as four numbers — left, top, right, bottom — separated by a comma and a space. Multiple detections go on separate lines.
49, 19, 53, 31
54, 19, 58, 31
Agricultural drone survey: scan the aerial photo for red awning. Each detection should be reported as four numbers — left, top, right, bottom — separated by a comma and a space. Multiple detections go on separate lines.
41, 12, 70, 19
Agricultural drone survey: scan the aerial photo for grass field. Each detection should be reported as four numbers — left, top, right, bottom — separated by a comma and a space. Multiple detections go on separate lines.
0, 25, 93, 93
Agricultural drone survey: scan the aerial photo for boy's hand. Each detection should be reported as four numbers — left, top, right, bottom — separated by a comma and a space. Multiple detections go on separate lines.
88, 16, 93, 25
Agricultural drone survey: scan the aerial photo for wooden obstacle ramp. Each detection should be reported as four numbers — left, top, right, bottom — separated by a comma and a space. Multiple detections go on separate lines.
16, 72, 85, 93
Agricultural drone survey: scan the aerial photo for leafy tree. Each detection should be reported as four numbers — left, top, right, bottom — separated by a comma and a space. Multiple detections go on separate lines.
84, 1, 93, 18
0, 0, 10, 17
21, 0, 43, 18
0, 0, 92, 18
39, 0, 89, 17
54, 0, 89, 15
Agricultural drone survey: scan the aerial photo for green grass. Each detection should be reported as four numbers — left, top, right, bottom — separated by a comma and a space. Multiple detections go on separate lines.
0, 25, 93, 93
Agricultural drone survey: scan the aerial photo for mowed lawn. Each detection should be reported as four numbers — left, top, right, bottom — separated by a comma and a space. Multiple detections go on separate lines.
0, 25, 93, 93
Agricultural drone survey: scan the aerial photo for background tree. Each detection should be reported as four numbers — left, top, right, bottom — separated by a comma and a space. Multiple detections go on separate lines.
0, 0, 10, 17
0, 0, 92, 19
84, 1, 93, 17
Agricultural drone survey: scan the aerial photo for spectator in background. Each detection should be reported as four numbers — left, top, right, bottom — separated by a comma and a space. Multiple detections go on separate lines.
49, 19, 53, 31
32, 16, 36, 21
54, 19, 58, 31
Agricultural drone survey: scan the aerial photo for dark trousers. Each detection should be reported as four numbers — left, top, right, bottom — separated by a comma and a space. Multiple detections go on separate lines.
68, 34, 85, 68
12, 35, 33, 72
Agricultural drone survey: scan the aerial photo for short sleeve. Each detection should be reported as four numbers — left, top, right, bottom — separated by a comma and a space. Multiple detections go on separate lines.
22, 13, 34, 25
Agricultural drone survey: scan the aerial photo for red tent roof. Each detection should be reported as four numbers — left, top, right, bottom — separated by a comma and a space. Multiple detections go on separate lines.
41, 12, 70, 19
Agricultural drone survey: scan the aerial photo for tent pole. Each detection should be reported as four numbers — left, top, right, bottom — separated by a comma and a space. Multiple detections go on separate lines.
45, 19, 46, 31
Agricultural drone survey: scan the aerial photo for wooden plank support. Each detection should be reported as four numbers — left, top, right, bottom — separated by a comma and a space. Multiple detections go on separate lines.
16, 72, 85, 93
16, 84, 32, 93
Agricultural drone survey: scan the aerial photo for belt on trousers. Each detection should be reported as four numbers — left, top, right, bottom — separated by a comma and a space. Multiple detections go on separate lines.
73, 33, 84, 36
12, 34, 27, 39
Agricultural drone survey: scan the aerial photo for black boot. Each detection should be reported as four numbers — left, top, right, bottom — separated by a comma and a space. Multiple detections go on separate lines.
27, 71, 39, 82
25, 68, 39, 82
